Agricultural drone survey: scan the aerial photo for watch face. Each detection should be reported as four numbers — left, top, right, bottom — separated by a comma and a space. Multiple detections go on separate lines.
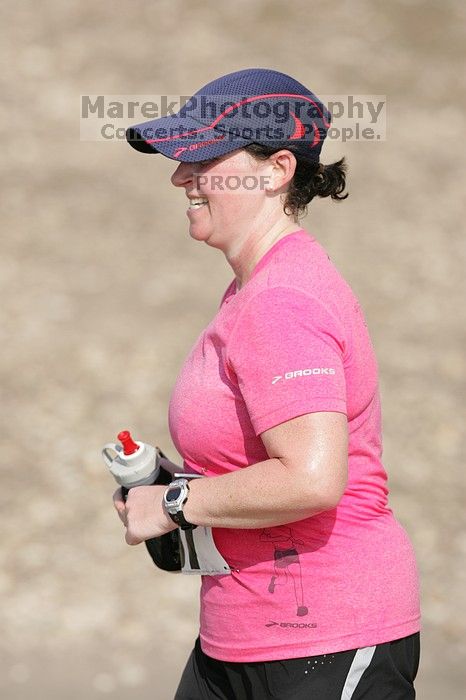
166, 487, 182, 502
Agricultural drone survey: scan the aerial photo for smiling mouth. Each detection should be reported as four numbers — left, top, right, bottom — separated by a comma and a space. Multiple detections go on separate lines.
188, 197, 209, 210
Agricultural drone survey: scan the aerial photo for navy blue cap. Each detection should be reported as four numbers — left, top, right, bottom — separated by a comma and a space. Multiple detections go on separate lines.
126, 68, 331, 163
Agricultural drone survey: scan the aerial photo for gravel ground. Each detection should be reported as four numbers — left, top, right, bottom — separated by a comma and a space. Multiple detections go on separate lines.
1, 1, 465, 698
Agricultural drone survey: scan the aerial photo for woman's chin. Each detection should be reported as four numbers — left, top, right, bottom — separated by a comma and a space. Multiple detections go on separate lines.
188, 223, 212, 241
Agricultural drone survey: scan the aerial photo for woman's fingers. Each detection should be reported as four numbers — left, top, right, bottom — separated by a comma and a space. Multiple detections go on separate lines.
113, 487, 127, 526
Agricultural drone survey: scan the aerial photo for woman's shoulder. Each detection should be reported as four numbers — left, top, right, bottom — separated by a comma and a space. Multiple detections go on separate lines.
218, 232, 360, 328
257, 249, 356, 318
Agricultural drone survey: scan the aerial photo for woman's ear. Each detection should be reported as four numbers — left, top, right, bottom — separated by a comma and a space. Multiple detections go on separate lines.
265, 150, 297, 193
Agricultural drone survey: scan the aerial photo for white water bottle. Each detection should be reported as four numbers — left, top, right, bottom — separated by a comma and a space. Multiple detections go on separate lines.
102, 430, 166, 492
102, 430, 181, 571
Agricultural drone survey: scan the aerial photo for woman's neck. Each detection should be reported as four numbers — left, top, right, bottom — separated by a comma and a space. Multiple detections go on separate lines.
230, 220, 302, 291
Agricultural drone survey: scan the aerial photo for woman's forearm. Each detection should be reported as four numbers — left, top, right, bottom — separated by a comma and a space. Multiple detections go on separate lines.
182, 458, 333, 529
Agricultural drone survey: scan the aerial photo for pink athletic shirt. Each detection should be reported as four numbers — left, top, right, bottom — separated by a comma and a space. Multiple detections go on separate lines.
168, 228, 421, 662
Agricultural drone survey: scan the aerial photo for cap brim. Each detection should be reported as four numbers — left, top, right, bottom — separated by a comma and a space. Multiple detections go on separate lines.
126, 113, 254, 162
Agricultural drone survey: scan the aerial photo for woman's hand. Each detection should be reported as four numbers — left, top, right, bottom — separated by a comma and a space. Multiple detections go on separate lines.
112, 485, 178, 546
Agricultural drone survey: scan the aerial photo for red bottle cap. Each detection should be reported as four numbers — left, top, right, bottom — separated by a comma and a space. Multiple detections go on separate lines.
117, 430, 140, 456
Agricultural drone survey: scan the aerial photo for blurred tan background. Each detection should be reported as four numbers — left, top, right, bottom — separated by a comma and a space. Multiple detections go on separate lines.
1, 1, 465, 698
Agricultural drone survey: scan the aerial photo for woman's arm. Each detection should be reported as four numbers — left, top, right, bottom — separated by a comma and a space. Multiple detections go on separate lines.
115, 412, 348, 544
183, 411, 348, 529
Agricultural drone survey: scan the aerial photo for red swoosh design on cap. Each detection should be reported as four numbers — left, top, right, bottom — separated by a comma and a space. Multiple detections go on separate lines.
208, 93, 331, 130
310, 121, 320, 148
143, 92, 331, 150
289, 112, 306, 140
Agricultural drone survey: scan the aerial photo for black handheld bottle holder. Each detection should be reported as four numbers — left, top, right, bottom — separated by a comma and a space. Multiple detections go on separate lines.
121, 454, 183, 573
102, 432, 184, 573
104, 434, 231, 576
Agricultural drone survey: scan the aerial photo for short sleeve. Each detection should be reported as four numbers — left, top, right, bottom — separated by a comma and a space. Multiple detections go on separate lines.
226, 286, 347, 435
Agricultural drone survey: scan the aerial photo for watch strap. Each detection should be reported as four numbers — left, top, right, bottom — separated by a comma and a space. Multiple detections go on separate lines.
170, 509, 197, 530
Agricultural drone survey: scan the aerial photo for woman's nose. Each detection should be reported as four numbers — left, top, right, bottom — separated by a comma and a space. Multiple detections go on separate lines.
171, 162, 193, 188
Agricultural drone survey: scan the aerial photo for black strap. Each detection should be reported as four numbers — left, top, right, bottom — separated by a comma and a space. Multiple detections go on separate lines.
170, 510, 197, 530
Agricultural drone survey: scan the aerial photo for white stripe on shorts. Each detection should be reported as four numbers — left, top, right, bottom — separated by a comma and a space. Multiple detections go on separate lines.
340, 645, 377, 699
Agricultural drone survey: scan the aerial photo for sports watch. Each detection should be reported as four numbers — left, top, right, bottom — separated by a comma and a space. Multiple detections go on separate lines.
163, 478, 197, 530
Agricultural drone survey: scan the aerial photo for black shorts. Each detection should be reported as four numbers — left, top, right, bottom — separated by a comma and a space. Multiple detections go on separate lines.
174, 632, 420, 700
